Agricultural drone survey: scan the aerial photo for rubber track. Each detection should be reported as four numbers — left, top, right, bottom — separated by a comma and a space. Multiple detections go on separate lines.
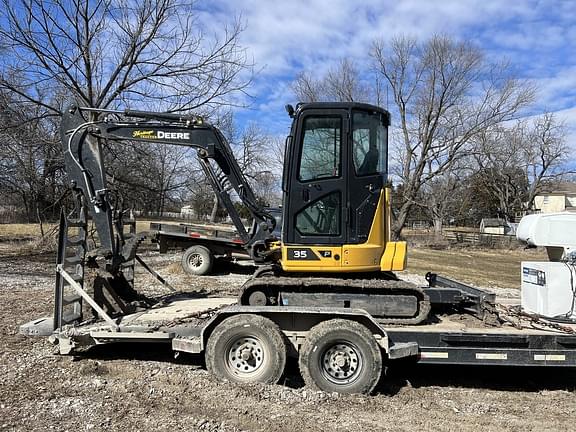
239, 276, 431, 325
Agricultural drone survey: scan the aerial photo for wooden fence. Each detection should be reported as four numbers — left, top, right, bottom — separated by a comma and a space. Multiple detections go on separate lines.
443, 229, 519, 247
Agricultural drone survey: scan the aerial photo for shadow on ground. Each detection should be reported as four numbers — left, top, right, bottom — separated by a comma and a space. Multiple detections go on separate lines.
210, 259, 257, 276
378, 362, 576, 395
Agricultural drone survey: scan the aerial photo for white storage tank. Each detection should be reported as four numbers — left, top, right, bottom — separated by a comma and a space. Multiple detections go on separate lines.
517, 213, 576, 320
521, 261, 576, 320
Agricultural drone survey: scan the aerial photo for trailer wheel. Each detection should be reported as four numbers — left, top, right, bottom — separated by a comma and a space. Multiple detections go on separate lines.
181, 245, 213, 275
206, 314, 286, 384
299, 319, 382, 394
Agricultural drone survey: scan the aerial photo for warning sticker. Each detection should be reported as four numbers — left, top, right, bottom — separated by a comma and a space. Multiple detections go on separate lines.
522, 267, 546, 286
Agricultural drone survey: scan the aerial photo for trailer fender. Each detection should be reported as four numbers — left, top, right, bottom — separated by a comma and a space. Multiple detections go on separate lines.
193, 306, 392, 356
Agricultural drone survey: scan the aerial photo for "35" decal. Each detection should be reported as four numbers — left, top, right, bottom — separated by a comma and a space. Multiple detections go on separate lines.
287, 248, 320, 261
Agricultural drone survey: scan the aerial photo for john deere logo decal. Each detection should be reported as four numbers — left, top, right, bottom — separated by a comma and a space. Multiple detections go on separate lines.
132, 130, 190, 140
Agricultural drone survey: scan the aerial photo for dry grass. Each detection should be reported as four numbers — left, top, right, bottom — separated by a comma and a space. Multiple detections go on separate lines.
164, 261, 184, 274
136, 220, 155, 233
0, 223, 57, 239
407, 246, 547, 289
0, 220, 174, 241
0, 223, 59, 256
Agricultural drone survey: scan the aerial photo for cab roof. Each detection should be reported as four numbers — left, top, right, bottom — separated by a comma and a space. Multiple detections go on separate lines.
294, 102, 390, 124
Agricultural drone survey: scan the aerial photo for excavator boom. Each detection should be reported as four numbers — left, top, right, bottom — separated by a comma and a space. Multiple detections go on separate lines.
60, 105, 276, 269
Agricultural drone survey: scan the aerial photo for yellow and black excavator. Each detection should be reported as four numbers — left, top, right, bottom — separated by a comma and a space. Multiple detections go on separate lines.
56, 102, 429, 330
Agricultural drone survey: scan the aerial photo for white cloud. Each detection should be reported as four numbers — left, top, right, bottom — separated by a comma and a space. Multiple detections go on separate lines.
196, 0, 576, 140
533, 66, 576, 109
553, 106, 576, 150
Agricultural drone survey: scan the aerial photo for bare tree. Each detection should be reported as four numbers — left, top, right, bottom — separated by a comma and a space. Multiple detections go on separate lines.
92, 134, 197, 216
524, 113, 571, 208
270, 135, 287, 176
187, 171, 217, 220
231, 123, 282, 210
0, 0, 253, 222
472, 113, 570, 220
418, 169, 469, 237
472, 123, 529, 221
0, 0, 252, 114
292, 71, 325, 103
0, 90, 63, 226
292, 59, 371, 103
371, 35, 535, 237
190, 113, 281, 222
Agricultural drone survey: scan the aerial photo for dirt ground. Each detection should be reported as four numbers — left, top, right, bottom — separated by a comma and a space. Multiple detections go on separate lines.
1, 243, 576, 432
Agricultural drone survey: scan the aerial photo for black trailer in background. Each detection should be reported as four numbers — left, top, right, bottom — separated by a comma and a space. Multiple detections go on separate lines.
149, 208, 282, 275
150, 221, 248, 275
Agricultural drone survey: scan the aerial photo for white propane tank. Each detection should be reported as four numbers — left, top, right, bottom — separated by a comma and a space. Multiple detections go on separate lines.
517, 212, 576, 321
521, 261, 576, 320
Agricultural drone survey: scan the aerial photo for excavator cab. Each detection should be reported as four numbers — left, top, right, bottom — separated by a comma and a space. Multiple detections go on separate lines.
280, 103, 406, 273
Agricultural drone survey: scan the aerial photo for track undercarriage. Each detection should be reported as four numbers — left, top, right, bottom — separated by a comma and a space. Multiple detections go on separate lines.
239, 273, 431, 325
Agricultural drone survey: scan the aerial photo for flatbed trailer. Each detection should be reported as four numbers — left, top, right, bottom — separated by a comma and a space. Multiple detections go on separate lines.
150, 222, 249, 275
386, 318, 576, 367
150, 207, 282, 275
150, 221, 246, 254
21, 270, 576, 394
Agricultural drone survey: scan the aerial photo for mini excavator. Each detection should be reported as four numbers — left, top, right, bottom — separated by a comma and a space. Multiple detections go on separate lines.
56, 102, 429, 329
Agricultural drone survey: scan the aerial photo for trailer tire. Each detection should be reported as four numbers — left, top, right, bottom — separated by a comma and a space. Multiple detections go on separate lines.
181, 245, 213, 275
299, 319, 382, 394
206, 314, 286, 384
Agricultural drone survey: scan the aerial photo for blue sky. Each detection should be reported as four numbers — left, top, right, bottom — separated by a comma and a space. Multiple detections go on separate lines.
199, 0, 576, 144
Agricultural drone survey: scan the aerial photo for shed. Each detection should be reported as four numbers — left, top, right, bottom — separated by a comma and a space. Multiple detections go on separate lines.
480, 218, 508, 235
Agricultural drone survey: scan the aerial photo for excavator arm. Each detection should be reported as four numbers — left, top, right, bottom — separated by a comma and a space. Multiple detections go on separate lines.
60, 105, 276, 271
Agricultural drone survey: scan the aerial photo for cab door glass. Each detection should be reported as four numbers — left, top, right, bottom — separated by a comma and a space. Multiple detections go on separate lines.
298, 117, 341, 182
352, 111, 387, 176
295, 191, 341, 236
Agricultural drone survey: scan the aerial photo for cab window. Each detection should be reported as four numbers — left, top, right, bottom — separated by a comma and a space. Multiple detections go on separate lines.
352, 111, 387, 176
295, 192, 341, 236
298, 116, 341, 182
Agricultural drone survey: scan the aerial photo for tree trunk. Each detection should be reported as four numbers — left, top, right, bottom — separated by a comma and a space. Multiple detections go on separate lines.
210, 195, 219, 223
433, 217, 443, 240
36, 206, 44, 237
159, 191, 165, 217
22, 195, 31, 223
392, 201, 412, 240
